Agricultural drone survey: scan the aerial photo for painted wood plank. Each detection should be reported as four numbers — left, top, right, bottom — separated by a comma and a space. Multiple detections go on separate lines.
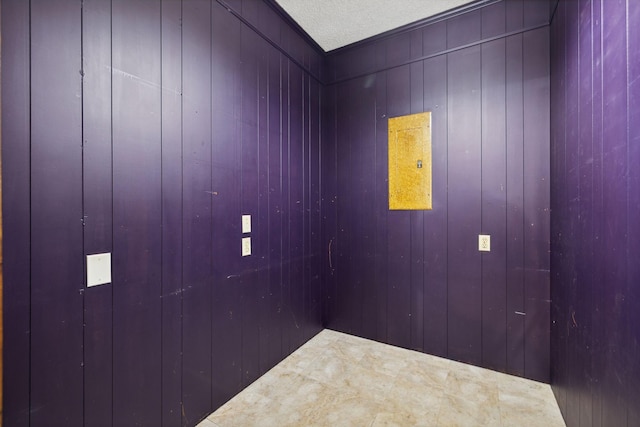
111, 1, 162, 424
446, 46, 482, 365
446, 9, 481, 49
308, 78, 323, 335
321, 84, 339, 331
627, 0, 640, 423
82, 1, 114, 425
386, 64, 412, 349
481, 1, 506, 39
211, 1, 243, 410
576, 1, 594, 423
523, 27, 551, 384
588, 1, 604, 423
505, 33, 526, 378
182, 0, 213, 422
480, 38, 507, 373
410, 60, 425, 352
422, 21, 446, 58
356, 76, 378, 341
288, 61, 306, 350
506, 0, 524, 33
374, 69, 389, 343
279, 58, 293, 353
334, 79, 353, 333
266, 47, 284, 369
598, 0, 628, 423
1, 0, 32, 425
561, 0, 581, 421
30, 1, 84, 425
422, 55, 448, 359
160, 0, 183, 425
238, 22, 261, 388
346, 76, 367, 337
257, 35, 272, 375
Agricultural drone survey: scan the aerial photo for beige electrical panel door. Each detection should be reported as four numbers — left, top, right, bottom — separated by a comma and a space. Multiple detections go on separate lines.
388, 112, 432, 210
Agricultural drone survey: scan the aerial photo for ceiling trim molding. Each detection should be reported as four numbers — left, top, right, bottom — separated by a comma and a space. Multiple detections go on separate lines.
326, 21, 550, 86
262, 0, 326, 55
325, 0, 500, 55
216, 0, 324, 82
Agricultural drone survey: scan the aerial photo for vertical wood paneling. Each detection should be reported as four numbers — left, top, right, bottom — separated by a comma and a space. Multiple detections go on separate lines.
422, 21, 447, 57
266, 46, 284, 368
4, 1, 564, 424
562, 1, 580, 422
550, 0, 567, 414
160, 1, 183, 425
82, 0, 114, 424
321, 84, 338, 330
506, 0, 524, 33
4, 1, 324, 425
346, 76, 376, 337
447, 9, 482, 49
599, 0, 627, 424
386, 65, 412, 349
279, 57, 292, 353
257, 35, 272, 375
628, 1, 640, 425
482, 2, 506, 39
551, 0, 640, 425
524, 0, 551, 27
422, 55, 448, 358
523, 27, 551, 383
334, 79, 352, 332
576, 2, 594, 424
182, 0, 213, 421
344, 78, 362, 335
447, 46, 482, 365
309, 79, 323, 335
325, 0, 551, 384
111, 1, 162, 424
239, 22, 261, 387
410, 57, 425, 352
211, 2, 243, 409
288, 60, 304, 350
589, 1, 604, 423
505, 33, 526, 378
480, 38, 507, 372
357, 76, 378, 340
374, 68, 389, 343
302, 71, 311, 338
1, 0, 31, 425
30, 1, 84, 425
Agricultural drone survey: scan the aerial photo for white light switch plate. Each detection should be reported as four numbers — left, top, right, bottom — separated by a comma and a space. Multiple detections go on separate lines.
87, 252, 111, 287
242, 237, 251, 256
478, 235, 491, 252
242, 214, 251, 234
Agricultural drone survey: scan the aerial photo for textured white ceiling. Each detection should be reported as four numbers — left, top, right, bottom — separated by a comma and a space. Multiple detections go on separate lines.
275, 0, 477, 52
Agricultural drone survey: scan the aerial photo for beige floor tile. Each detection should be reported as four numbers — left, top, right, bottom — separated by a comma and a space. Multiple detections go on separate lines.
198, 329, 566, 427
436, 393, 502, 427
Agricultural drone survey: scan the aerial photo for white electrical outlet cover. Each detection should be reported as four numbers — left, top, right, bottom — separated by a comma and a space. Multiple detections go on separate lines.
242, 237, 252, 256
87, 252, 112, 287
242, 214, 251, 234
478, 235, 491, 252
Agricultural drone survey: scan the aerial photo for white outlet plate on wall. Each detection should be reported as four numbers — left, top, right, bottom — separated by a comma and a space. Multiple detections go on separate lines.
87, 252, 112, 287
242, 214, 251, 234
478, 234, 491, 252
242, 237, 251, 256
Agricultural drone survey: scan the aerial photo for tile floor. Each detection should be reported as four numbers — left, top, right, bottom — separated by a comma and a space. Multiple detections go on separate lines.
197, 329, 565, 427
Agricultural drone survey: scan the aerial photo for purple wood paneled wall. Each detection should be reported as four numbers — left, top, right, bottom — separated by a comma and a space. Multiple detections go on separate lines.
550, 1, 640, 426
322, 0, 552, 382
1, 0, 322, 426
